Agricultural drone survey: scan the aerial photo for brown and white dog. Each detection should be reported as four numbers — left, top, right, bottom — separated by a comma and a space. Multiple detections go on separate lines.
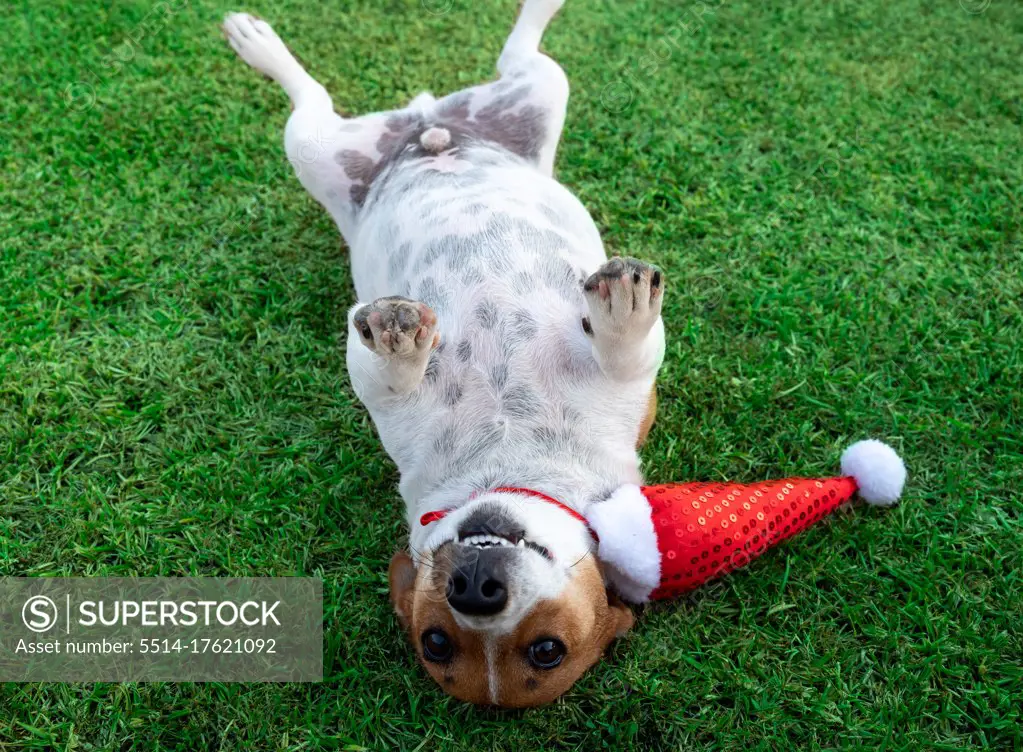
223, 0, 663, 706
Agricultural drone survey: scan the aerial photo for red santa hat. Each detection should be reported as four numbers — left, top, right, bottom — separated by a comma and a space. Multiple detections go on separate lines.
589, 440, 907, 602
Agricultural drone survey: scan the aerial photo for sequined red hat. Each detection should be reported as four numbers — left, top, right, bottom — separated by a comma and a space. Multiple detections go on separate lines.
588, 440, 907, 602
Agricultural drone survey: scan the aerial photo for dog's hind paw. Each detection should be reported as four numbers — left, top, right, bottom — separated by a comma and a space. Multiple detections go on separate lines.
222, 12, 296, 79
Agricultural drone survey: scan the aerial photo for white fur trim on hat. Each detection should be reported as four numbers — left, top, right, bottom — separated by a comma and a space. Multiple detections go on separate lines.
841, 439, 907, 506
588, 485, 661, 603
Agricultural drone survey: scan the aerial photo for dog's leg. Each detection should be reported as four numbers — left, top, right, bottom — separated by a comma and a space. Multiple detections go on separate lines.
346, 297, 441, 402
222, 13, 405, 240
496, 0, 568, 175
582, 258, 666, 383
434, 0, 569, 176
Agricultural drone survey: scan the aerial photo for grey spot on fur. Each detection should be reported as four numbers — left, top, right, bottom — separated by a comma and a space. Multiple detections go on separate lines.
414, 234, 463, 274
375, 129, 410, 163
436, 91, 472, 121
418, 277, 438, 305
490, 363, 509, 391
433, 424, 458, 457
388, 242, 412, 282
532, 425, 570, 453
475, 85, 530, 120
432, 82, 548, 164
474, 300, 499, 329
502, 384, 539, 419
457, 420, 505, 468
562, 404, 582, 424
417, 277, 450, 310
386, 112, 419, 131
507, 310, 538, 342
456, 339, 472, 362
535, 257, 578, 296
517, 223, 567, 252
424, 352, 441, 384
444, 381, 463, 407
470, 217, 520, 272
472, 93, 547, 162
444, 243, 472, 272
531, 424, 588, 457
349, 184, 369, 204
462, 266, 485, 286
337, 150, 375, 182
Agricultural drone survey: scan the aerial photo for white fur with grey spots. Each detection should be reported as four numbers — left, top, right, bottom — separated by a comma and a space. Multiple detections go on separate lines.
223, 0, 665, 639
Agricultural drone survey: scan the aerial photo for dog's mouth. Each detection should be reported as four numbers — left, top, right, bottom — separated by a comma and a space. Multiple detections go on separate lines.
458, 530, 524, 549
447, 502, 555, 561
456, 527, 553, 560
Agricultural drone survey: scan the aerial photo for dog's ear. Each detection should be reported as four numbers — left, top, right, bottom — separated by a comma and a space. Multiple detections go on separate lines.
388, 550, 417, 631
602, 590, 635, 645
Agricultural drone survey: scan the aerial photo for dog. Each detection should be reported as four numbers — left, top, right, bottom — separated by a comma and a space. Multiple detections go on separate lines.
223, 0, 664, 706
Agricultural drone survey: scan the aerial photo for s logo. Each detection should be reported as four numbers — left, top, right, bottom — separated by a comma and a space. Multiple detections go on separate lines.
22, 595, 58, 633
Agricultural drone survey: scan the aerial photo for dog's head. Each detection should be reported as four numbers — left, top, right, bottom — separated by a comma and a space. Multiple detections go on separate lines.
389, 493, 634, 706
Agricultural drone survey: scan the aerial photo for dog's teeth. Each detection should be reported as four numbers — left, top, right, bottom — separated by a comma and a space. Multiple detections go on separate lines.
460, 533, 521, 548
516, 539, 525, 548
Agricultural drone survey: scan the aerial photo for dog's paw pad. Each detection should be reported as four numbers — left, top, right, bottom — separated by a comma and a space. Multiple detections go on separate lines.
354, 297, 440, 358
582, 257, 663, 337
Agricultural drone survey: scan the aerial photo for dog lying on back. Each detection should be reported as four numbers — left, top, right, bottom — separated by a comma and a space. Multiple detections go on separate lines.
224, 0, 663, 706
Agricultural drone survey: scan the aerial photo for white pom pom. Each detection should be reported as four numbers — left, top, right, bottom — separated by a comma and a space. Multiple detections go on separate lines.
840, 440, 907, 506
419, 127, 451, 153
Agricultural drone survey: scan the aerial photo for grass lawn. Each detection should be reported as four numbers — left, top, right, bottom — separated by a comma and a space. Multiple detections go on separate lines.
2, 0, 1021, 748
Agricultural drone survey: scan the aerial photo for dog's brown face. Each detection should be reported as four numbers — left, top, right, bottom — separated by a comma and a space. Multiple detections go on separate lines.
389, 545, 633, 707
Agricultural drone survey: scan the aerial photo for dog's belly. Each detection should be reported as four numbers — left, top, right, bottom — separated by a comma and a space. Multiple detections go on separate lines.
347, 147, 649, 504
349, 145, 604, 306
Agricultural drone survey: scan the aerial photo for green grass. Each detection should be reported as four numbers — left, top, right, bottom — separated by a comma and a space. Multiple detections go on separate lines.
2, 0, 1021, 748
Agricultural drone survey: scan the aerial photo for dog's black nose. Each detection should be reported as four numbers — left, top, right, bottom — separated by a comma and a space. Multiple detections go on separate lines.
447, 548, 509, 616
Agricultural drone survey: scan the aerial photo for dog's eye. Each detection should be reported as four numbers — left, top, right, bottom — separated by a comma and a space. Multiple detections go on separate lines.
528, 638, 565, 669
421, 629, 453, 663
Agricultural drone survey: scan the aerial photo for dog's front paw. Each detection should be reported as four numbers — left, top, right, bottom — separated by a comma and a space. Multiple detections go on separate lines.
353, 297, 440, 359
582, 257, 663, 341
